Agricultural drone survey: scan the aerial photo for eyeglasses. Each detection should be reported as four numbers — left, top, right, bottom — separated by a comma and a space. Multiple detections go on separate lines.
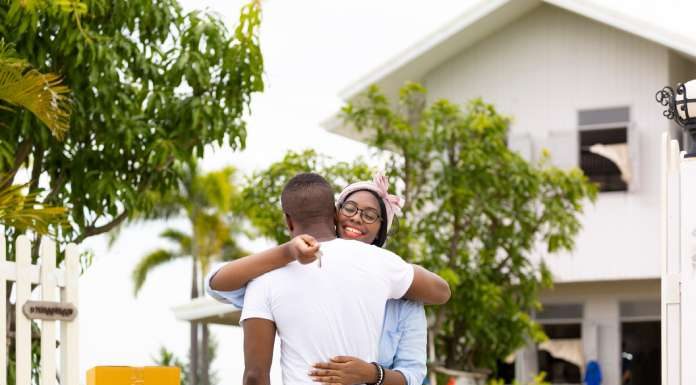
340, 201, 382, 224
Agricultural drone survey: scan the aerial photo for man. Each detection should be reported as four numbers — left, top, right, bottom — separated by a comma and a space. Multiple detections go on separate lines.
237, 173, 449, 385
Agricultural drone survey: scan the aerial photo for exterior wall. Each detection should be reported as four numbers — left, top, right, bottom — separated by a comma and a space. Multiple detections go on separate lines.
422, 4, 672, 282
530, 280, 659, 385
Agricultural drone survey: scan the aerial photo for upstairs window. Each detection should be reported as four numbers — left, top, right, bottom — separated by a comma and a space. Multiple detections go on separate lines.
578, 107, 631, 192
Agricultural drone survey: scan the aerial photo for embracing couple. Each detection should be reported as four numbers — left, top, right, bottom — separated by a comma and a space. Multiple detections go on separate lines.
207, 172, 451, 385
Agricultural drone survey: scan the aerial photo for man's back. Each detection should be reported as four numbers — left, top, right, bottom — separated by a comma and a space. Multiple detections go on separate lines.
241, 238, 414, 385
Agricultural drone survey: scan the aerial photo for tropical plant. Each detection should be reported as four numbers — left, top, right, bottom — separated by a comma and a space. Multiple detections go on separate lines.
239, 149, 372, 244
152, 346, 189, 385
0, 40, 69, 234
132, 166, 246, 385
341, 83, 597, 375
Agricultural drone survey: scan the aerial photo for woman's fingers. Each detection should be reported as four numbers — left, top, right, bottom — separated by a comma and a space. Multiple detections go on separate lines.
299, 234, 318, 247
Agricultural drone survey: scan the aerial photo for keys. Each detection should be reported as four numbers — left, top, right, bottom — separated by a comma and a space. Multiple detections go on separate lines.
316, 250, 323, 268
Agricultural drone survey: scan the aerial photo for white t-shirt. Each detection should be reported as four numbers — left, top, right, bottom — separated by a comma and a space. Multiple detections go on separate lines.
240, 238, 414, 385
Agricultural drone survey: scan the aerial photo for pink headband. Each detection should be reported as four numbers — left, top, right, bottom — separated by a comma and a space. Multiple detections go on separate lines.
336, 173, 404, 231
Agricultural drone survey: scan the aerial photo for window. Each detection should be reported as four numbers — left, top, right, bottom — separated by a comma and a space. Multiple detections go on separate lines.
537, 324, 582, 384
579, 127, 628, 191
535, 304, 584, 385
578, 107, 632, 192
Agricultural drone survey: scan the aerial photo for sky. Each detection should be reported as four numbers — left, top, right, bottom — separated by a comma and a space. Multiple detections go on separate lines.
76, 1, 696, 384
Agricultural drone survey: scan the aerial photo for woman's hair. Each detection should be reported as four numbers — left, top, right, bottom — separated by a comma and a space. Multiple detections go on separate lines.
343, 189, 388, 247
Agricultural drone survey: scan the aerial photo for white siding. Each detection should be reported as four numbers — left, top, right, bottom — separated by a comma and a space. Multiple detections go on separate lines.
422, 4, 672, 282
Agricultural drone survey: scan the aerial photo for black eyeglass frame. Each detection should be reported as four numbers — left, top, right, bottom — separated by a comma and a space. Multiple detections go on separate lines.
339, 201, 383, 224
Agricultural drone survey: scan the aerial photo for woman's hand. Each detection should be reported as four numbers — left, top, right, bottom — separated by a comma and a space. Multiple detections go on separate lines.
309, 356, 377, 385
286, 234, 320, 264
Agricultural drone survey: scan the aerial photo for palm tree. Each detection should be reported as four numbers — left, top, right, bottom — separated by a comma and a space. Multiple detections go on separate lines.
131, 166, 246, 385
0, 40, 69, 231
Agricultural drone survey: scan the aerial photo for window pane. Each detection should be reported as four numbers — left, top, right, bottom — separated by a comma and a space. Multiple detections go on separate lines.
537, 304, 583, 320
578, 107, 630, 126
620, 301, 660, 319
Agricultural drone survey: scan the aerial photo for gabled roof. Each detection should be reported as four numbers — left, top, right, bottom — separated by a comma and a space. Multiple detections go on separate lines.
337, 0, 696, 102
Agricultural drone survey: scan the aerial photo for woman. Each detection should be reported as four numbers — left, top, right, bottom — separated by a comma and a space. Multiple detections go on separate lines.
207, 174, 443, 385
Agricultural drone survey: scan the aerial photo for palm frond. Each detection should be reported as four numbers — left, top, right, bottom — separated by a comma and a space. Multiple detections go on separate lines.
0, 42, 71, 139
132, 249, 184, 296
0, 175, 67, 234
159, 228, 192, 253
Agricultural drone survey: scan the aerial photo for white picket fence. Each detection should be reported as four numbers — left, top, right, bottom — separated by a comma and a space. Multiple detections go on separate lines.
661, 132, 696, 385
0, 234, 79, 385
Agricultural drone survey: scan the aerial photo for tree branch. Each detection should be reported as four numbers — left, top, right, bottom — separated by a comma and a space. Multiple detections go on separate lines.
44, 170, 67, 204
75, 210, 129, 243
1, 139, 32, 189
29, 144, 44, 194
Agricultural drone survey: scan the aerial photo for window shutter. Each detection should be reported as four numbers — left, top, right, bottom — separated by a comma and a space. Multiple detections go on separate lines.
628, 124, 640, 192
546, 130, 578, 169
508, 133, 533, 162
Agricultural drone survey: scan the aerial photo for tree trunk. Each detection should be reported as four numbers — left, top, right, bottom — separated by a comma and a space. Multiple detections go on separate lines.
201, 323, 209, 385
190, 259, 199, 385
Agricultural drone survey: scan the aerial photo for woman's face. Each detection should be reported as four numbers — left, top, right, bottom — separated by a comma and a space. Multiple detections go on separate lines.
337, 190, 382, 244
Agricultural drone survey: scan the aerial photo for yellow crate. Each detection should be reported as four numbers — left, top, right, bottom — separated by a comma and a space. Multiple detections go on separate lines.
87, 366, 180, 385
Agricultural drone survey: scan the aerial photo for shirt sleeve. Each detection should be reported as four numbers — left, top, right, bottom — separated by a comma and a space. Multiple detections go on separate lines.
239, 274, 274, 324
378, 250, 415, 299
204, 263, 246, 309
391, 301, 427, 385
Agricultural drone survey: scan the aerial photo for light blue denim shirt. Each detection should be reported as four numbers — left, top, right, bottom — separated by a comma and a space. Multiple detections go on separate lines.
206, 267, 427, 385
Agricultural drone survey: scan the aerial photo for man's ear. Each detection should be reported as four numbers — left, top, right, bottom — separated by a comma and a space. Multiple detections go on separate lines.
284, 212, 294, 232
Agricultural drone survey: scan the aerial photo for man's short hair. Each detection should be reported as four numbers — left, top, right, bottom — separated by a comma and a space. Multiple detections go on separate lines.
281, 173, 336, 226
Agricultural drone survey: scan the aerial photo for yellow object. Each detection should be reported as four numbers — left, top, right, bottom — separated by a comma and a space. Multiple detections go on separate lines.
87, 366, 180, 385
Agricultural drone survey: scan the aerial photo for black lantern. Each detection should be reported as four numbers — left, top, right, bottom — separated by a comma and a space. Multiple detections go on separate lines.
656, 81, 696, 153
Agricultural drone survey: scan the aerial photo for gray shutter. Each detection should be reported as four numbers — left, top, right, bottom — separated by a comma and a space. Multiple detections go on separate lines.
508, 133, 534, 162
546, 130, 578, 169
628, 124, 640, 192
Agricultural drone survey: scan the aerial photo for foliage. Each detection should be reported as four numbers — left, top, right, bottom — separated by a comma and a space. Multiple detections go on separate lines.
0, 40, 70, 138
0, 0, 264, 248
239, 149, 372, 244
0, 176, 66, 234
132, 166, 245, 385
342, 83, 597, 371
152, 346, 189, 385
488, 372, 550, 385
131, 166, 247, 294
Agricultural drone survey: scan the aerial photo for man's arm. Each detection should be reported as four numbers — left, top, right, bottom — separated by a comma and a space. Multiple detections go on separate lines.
210, 234, 320, 291
402, 265, 451, 305
243, 318, 276, 385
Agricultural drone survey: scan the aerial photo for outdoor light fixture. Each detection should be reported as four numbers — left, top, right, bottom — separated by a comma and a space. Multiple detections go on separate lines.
656, 80, 696, 154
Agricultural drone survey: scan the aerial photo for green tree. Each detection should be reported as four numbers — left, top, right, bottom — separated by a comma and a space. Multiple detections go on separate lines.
240, 149, 372, 244
132, 166, 246, 385
341, 83, 597, 374
0, 0, 263, 249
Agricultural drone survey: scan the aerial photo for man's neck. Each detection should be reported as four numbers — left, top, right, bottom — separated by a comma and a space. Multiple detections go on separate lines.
292, 225, 336, 242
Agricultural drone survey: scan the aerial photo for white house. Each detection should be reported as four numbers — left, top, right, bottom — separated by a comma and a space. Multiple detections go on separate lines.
323, 1, 696, 384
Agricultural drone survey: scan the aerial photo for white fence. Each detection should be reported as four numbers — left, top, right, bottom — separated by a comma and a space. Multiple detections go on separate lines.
0, 234, 79, 385
661, 132, 696, 385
